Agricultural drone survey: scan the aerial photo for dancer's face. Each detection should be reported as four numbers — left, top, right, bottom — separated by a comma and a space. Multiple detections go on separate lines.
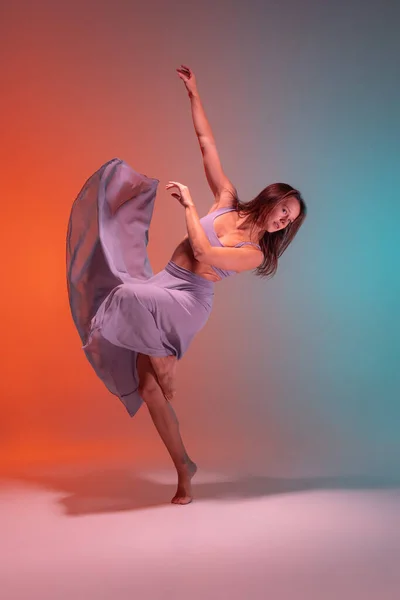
265, 196, 301, 233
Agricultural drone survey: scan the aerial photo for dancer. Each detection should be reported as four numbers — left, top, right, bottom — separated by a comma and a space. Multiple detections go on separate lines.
66, 65, 307, 505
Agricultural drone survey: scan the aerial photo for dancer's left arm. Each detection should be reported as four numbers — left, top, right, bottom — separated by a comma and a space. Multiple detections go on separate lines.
184, 203, 262, 273
184, 203, 212, 258
166, 181, 262, 272
166, 181, 211, 258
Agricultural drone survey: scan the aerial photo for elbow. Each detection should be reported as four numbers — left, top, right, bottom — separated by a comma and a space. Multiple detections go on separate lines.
194, 247, 210, 264
193, 238, 212, 263
194, 249, 206, 263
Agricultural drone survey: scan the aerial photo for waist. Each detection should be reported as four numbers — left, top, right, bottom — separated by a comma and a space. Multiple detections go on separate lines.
165, 260, 216, 291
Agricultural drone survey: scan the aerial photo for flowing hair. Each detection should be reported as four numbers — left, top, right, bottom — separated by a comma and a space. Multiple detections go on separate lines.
226, 183, 307, 278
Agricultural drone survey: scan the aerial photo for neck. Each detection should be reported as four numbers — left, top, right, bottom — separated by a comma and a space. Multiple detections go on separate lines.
236, 213, 264, 243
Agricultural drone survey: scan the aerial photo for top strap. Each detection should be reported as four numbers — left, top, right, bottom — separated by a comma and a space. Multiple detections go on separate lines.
235, 241, 262, 250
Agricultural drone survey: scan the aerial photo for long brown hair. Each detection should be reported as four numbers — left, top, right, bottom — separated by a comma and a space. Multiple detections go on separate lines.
228, 183, 307, 278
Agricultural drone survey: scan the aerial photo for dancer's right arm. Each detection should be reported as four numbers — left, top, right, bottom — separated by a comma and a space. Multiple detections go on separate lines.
177, 65, 234, 202
189, 92, 235, 200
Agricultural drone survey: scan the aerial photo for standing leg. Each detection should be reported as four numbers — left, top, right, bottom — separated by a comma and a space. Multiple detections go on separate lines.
136, 353, 197, 505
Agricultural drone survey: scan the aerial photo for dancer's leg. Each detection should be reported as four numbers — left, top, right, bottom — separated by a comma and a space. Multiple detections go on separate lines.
136, 353, 197, 505
149, 354, 178, 402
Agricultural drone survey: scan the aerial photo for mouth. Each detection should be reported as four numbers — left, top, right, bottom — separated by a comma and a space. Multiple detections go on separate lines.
273, 221, 279, 230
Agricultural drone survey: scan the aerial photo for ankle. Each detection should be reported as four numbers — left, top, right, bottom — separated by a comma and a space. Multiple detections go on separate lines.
176, 461, 191, 476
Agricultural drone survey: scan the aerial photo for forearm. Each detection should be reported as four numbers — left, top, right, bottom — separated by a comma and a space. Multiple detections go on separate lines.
188, 90, 216, 145
184, 203, 211, 258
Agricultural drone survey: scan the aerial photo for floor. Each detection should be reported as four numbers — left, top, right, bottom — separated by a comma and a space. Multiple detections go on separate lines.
1, 463, 399, 600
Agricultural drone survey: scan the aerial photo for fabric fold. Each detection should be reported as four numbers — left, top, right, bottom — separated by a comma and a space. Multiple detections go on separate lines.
66, 158, 214, 417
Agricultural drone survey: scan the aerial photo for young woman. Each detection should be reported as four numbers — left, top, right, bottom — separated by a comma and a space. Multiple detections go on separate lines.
66, 65, 307, 506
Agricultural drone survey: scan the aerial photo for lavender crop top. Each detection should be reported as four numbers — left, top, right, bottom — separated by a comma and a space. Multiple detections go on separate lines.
198, 207, 262, 279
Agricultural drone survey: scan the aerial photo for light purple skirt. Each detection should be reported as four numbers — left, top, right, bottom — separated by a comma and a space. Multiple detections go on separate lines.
66, 158, 215, 417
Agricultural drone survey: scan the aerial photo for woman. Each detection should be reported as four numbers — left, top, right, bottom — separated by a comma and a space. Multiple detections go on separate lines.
66, 65, 307, 505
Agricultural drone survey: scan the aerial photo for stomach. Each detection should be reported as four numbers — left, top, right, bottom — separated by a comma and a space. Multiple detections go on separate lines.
169, 235, 222, 283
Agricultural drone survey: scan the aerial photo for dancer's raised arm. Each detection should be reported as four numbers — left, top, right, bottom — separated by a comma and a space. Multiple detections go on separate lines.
177, 65, 235, 203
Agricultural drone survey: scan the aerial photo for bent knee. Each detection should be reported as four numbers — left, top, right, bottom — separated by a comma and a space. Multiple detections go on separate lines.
136, 352, 172, 402
138, 380, 160, 401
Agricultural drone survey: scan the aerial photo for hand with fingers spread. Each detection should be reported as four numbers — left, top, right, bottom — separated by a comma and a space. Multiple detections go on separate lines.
176, 64, 198, 95
165, 181, 194, 208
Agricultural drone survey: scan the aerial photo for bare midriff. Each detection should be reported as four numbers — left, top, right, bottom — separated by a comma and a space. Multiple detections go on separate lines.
170, 235, 222, 282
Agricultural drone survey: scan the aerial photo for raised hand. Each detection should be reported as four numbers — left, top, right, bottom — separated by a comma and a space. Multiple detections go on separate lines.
165, 181, 194, 208
176, 64, 198, 95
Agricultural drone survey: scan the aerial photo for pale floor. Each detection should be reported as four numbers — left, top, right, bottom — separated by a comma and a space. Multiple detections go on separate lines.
1, 464, 399, 600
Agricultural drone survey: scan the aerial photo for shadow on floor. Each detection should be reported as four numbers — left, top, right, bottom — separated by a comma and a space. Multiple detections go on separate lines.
1, 465, 399, 516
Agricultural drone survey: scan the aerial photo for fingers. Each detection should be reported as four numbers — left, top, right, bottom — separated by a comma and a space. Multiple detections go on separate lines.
165, 181, 186, 204
176, 64, 191, 77
166, 181, 187, 190
166, 182, 182, 199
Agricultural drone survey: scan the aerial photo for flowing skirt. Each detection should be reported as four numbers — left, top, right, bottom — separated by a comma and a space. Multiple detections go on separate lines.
66, 158, 215, 417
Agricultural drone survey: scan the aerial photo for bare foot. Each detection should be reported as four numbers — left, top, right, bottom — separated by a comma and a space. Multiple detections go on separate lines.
171, 460, 198, 505
149, 355, 177, 401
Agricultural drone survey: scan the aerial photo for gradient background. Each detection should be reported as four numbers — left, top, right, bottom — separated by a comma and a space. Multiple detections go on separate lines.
1, 0, 399, 479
